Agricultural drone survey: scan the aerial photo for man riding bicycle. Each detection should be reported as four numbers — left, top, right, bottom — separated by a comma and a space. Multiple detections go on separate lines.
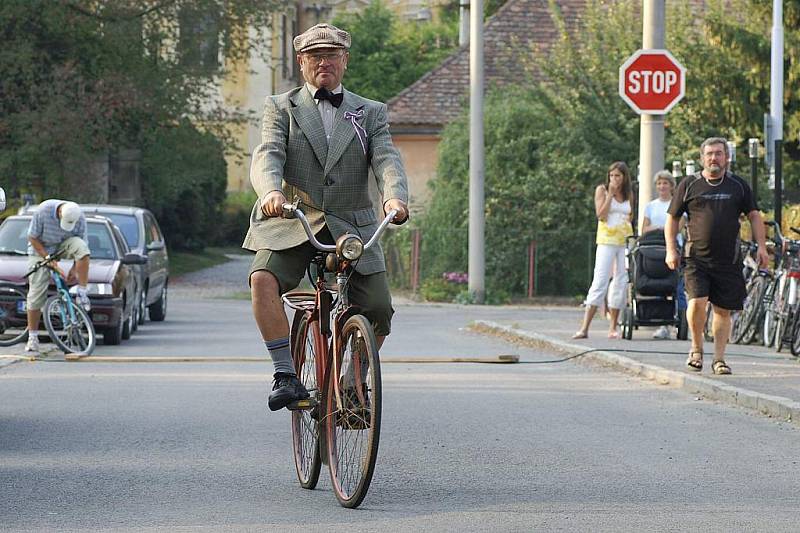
244, 23, 409, 411
25, 199, 92, 353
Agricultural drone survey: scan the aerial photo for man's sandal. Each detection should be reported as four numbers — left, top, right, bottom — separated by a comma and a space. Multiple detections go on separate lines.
712, 360, 732, 375
686, 351, 703, 372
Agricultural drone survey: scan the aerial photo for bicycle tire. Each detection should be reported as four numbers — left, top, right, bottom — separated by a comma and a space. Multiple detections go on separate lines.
741, 276, 769, 345
732, 276, 766, 344
703, 303, 714, 342
290, 311, 322, 490
763, 281, 781, 347
0, 283, 29, 347
42, 296, 96, 355
790, 308, 800, 357
325, 314, 381, 509
773, 282, 792, 351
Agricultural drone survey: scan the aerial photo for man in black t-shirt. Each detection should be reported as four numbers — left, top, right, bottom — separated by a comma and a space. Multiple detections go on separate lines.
665, 137, 768, 375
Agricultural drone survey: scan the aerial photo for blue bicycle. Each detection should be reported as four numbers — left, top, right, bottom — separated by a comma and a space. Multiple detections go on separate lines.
26, 250, 96, 357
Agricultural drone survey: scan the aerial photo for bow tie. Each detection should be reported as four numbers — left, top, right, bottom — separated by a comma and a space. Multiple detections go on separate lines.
314, 88, 343, 108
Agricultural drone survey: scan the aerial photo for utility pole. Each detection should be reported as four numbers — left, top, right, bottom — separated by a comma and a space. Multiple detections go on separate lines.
468, 0, 485, 303
770, 0, 784, 227
637, 0, 665, 233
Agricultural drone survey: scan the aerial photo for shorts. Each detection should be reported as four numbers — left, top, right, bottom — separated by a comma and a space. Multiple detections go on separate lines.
249, 227, 394, 336
27, 236, 91, 311
683, 258, 746, 311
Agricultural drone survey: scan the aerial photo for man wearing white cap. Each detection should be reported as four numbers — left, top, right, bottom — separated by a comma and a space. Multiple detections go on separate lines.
25, 199, 92, 352
245, 23, 409, 410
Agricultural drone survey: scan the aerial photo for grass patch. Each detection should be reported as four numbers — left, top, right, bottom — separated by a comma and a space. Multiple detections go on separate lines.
170, 248, 234, 277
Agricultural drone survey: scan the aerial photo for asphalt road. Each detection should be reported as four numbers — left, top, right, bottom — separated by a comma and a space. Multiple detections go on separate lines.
2, 297, 800, 532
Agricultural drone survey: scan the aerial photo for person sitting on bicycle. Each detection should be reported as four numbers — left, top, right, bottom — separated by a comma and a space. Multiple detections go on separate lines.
244, 23, 409, 411
25, 200, 92, 353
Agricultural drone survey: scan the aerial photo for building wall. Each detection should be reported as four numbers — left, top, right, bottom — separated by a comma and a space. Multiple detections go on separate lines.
392, 133, 440, 211
221, 25, 274, 192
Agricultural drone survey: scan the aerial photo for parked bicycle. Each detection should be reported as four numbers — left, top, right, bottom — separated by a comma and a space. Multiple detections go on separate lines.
730, 240, 770, 345
760, 223, 800, 352
25, 250, 96, 357
281, 200, 399, 508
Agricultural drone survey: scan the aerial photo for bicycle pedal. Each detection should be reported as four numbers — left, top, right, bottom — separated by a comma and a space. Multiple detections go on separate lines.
287, 398, 317, 411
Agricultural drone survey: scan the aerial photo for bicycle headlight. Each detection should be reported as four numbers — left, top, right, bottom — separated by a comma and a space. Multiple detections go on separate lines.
336, 234, 364, 261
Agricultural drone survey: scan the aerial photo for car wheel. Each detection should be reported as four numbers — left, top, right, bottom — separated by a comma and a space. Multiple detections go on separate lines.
148, 284, 167, 322
104, 315, 123, 345
138, 287, 147, 325
122, 303, 134, 340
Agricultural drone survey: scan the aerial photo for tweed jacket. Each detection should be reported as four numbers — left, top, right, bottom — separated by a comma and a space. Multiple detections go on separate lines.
243, 85, 409, 275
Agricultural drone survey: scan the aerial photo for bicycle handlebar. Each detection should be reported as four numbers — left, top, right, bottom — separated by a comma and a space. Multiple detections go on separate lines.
25, 249, 66, 279
281, 200, 399, 254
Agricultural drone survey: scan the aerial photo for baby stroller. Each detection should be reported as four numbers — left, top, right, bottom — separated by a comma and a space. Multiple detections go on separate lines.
621, 230, 688, 340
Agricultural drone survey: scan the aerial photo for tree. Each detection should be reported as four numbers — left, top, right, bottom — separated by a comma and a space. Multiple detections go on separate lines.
332, 1, 459, 103
420, 0, 800, 298
0, 0, 284, 247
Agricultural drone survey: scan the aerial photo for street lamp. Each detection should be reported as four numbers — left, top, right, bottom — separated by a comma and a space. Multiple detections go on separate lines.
672, 160, 682, 179
727, 140, 737, 170
748, 138, 759, 202
685, 159, 695, 176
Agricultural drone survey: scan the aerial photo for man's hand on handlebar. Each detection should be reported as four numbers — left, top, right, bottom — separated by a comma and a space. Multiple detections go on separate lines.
384, 198, 409, 224
261, 191, 288, 218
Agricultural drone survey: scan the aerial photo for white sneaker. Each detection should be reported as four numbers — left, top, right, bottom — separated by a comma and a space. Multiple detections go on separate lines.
76, 289, 91, 311
652, 325, 670, 339
25, 332, 39, 352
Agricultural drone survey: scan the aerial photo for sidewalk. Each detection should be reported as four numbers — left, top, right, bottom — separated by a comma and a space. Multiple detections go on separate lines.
472, 306, 800, 428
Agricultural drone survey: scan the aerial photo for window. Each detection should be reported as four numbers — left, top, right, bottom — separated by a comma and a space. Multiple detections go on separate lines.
86, 223, 118, 260
0, 219, 30, 254
104, 214, 140, 249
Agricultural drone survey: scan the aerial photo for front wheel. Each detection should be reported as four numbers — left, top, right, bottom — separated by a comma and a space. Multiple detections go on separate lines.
290, 311, 322, 490
148, 284, 167, 322
326, 314, 381, 508
43, 296, 96, 355
0, 283, 29, 347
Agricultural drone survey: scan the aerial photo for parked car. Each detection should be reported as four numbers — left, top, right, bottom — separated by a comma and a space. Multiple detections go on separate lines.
80, 205, 169, 324
0, 214, 146, 345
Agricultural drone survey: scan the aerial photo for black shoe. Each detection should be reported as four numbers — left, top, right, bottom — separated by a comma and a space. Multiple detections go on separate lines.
268, 373, 310, 411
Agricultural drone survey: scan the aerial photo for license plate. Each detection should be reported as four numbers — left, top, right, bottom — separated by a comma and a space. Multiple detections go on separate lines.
16, 300, 26, 313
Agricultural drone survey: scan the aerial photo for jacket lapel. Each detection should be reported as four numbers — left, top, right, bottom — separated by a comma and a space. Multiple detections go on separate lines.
324, 91, 361, 176
289, 87, 328, 168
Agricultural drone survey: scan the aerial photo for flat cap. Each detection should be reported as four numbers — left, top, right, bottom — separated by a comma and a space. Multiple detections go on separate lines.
293, 23, 351, 53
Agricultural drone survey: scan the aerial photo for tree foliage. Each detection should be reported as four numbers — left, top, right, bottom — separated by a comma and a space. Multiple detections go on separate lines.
421, 0, 800, 298
0, 0, 284, 247
332, 1, 459, 103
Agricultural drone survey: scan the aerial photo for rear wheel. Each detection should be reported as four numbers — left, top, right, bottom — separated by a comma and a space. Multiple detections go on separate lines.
621, 307, 633, 340
326, 314, 381, 508
0, 283, 29, 347
43, 296, 96, 355
732, 276, 766, 344
122, 297, 134, 340
790, 310, 800, 357
703, 302, 714, 342
149, 284, 167, 322
290, 311, 322, 490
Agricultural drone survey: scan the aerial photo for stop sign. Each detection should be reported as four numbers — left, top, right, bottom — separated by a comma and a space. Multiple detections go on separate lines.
619, 49, 686, 114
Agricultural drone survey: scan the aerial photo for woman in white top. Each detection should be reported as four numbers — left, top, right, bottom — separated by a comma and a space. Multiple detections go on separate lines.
573, 162, 634, 339
643, 170, 686, 339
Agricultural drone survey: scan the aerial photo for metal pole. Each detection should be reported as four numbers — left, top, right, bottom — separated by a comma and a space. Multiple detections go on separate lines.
468, 0, 485, 303
637, 0, 666, 234
771, 0, 784, 227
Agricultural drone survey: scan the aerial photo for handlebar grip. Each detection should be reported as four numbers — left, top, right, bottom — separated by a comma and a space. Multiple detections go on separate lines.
765, 220, 777, 227
791, 227, 800, 236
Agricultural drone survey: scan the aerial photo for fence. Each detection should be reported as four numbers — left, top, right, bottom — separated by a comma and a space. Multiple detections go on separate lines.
382, 228, 598, 299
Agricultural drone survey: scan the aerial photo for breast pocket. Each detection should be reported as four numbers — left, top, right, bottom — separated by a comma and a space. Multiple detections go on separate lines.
354, 208, 377, 227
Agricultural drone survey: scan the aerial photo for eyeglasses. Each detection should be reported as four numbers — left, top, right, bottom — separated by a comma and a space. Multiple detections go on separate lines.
304, 51, 345, 64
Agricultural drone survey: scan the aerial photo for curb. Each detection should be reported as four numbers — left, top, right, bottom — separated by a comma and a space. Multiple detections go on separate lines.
471, 320, 800, 428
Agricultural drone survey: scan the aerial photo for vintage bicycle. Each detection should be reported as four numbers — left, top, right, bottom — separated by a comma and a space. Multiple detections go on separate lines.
280, 200, 400, 508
